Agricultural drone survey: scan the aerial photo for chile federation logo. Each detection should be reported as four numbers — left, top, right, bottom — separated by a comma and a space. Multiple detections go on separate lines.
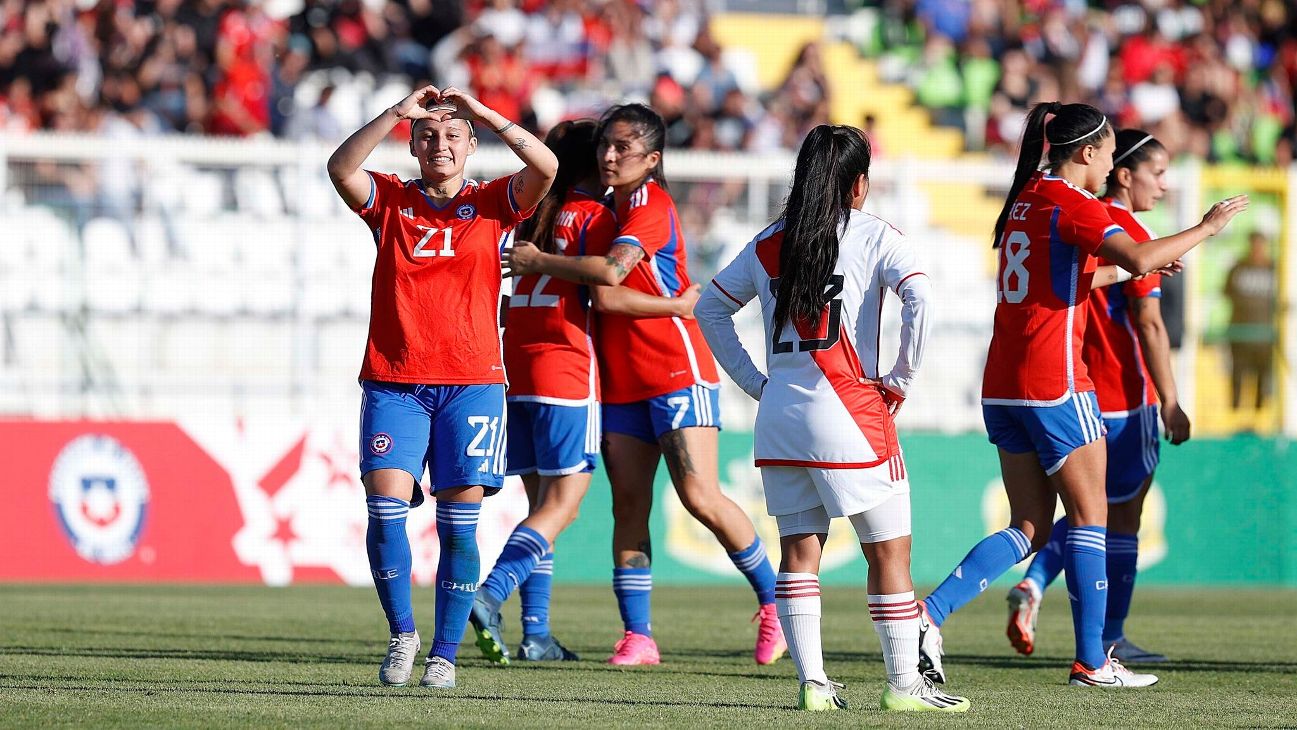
49, 435, 150, 565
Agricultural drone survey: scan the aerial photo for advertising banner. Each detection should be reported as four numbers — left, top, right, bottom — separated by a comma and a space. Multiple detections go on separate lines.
2, 421, 1292, 587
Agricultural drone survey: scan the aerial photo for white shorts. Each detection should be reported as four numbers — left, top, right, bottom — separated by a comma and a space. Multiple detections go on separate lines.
761, 459, 909, 518
774, 491, 912, 544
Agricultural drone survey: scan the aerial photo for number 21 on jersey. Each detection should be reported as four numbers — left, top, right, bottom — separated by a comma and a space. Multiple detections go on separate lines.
997, 230, 1030, 304
413, 226, 455, 257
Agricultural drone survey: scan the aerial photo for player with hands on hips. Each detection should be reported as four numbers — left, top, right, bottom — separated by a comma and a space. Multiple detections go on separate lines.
327, 85, 556, 690
914, 102, 1244, 690
696, 124, 968, 713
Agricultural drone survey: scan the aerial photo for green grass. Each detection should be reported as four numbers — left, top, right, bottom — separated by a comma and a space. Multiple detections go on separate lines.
1, 584, 1294, 727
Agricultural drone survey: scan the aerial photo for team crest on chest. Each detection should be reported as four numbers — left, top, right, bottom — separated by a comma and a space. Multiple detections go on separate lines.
456, 204, 476, 220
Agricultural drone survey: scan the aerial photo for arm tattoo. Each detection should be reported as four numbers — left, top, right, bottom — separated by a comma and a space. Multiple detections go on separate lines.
511, 174, 525, 197
606, 244, 644, 279
627, 540, 652, 568
659, 429, 697, 483
510, 136, 530, 150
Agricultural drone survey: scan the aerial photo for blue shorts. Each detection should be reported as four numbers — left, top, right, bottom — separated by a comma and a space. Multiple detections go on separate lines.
1102, 404, 1160, 503
603, 384, 721, 444
360, 381, 506, 501
505, 399, 600, 477
983, 391, 1105, 475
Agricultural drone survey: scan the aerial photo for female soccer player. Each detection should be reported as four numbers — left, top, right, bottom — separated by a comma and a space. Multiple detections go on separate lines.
501, 103, 784, 667
1007, 130, 1188, 663
465, 120, 607, 665
327, 85, 557, 689
695, 124, 969, 712
915, 102, 1245, 688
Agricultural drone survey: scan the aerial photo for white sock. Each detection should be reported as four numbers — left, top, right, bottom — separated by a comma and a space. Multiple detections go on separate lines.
776, 572, 826, 684
868, 590, 921, 688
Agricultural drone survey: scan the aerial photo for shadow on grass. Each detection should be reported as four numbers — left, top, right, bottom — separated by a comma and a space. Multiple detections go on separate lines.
0, 646, 372, 665
944, 653, 1297, 674
0, 678, 784, 711
41, 626, 371, 648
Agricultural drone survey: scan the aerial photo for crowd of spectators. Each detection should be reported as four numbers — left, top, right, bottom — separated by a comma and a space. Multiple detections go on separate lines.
889, 0, 1297, 165
0, 0, 1293, 166
0, 0, 830, 156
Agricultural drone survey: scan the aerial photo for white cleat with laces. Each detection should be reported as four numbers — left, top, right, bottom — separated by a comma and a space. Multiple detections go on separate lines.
1069, 648, 1159, 688
420, 655, 457, 689
378, 631, 420, 686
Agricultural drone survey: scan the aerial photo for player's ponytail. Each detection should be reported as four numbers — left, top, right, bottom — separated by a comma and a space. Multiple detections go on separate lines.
773, 124, 871, 341
515, 119, 599, 255
993, 102, 1111, 247
1105, 128, 1165, 192
597, 103, 669, 191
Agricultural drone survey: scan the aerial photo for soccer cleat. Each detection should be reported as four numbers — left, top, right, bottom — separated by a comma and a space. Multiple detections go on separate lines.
607, 631, 660, 666
881, 675, 971, 712
798, 679, 847, 711
753, 603, 787, 665
1108, 637, 1168, 664
916, 600, 946, 684
468, 598, 510, 665
378, 631, 421, 686
1006, 579, 1042, 656
1069, 649, 1159, 688
420, 655, 457, 688
518, 633, 580, 661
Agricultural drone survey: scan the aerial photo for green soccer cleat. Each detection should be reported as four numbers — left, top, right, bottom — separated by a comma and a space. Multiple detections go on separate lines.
798, 679, 847, 711
881, 676, 971, 712
468, 598, 510, 665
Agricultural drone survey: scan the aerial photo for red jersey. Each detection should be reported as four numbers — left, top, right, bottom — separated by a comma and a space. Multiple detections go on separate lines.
1083, 199, 1161, 414
503, 188, 615, 402
587, 179, 720, 403
354, 171, 531, 384
982, 173, 1127, 404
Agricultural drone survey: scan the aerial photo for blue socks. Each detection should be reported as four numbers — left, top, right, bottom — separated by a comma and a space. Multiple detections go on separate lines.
1104, 532, 1139, 644
728, 537, 777, 605
1023, 517, 1069, 591
431, 501, 481, 663
479, 525, 550, 611
1065, 525, 1109, 669
366, 495, 415, 634
613, 567, 652, 636
520, 552, 554, 637
924, 527, 1031, 627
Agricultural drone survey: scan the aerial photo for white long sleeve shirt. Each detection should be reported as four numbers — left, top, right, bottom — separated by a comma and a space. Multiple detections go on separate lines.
695, 210, 932, 468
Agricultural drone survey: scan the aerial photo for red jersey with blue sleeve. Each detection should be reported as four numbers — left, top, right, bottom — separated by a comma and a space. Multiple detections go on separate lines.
982, 173, 1127, 404
503, 188, 614, 402
354, 171, 532, 384
586, 179, 720, 404
1083, 199, 1161, 414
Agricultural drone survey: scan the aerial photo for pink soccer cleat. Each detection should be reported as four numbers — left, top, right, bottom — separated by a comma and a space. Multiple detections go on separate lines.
608, 631, 660, 666
753, 603, 787, 665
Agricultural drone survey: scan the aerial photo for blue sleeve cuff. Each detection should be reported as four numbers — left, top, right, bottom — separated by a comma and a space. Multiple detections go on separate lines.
1103, 224, 1125, 240
612, 235, 644, 249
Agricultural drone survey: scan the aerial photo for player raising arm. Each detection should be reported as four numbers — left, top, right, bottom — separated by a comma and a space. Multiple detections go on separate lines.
695, 125, 968, 713
914, 102, 1244, 689
326, 86, 556, 691
1008, 130, 1188, 663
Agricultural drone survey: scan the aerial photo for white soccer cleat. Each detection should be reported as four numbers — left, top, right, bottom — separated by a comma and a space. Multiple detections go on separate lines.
1006, 579, 1042, 656
917, 601, 946, 684
1069, 649, 1159, 688
881, 675, 971, 712
1108, 637, 1168, 663
420, 655, 457, 689
378, 631, 420, 686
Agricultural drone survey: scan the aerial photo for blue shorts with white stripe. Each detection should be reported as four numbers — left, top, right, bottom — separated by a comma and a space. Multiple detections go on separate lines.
603, 384, 722, 444
982, 390, 1105, 476
505, 399, 600, 477
1102, 404, 1160, 503
359, 380, 506, 498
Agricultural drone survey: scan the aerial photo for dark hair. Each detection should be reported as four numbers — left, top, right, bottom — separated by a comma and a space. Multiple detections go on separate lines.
1105, 128, 1166, 191
596, 103, 669, 191
993, 102, 1111, 247
773, 124, 871, 340
514, 120, 599, 254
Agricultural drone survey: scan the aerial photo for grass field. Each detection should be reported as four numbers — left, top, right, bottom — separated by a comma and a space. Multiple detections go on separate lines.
1, 584, 1294, 728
